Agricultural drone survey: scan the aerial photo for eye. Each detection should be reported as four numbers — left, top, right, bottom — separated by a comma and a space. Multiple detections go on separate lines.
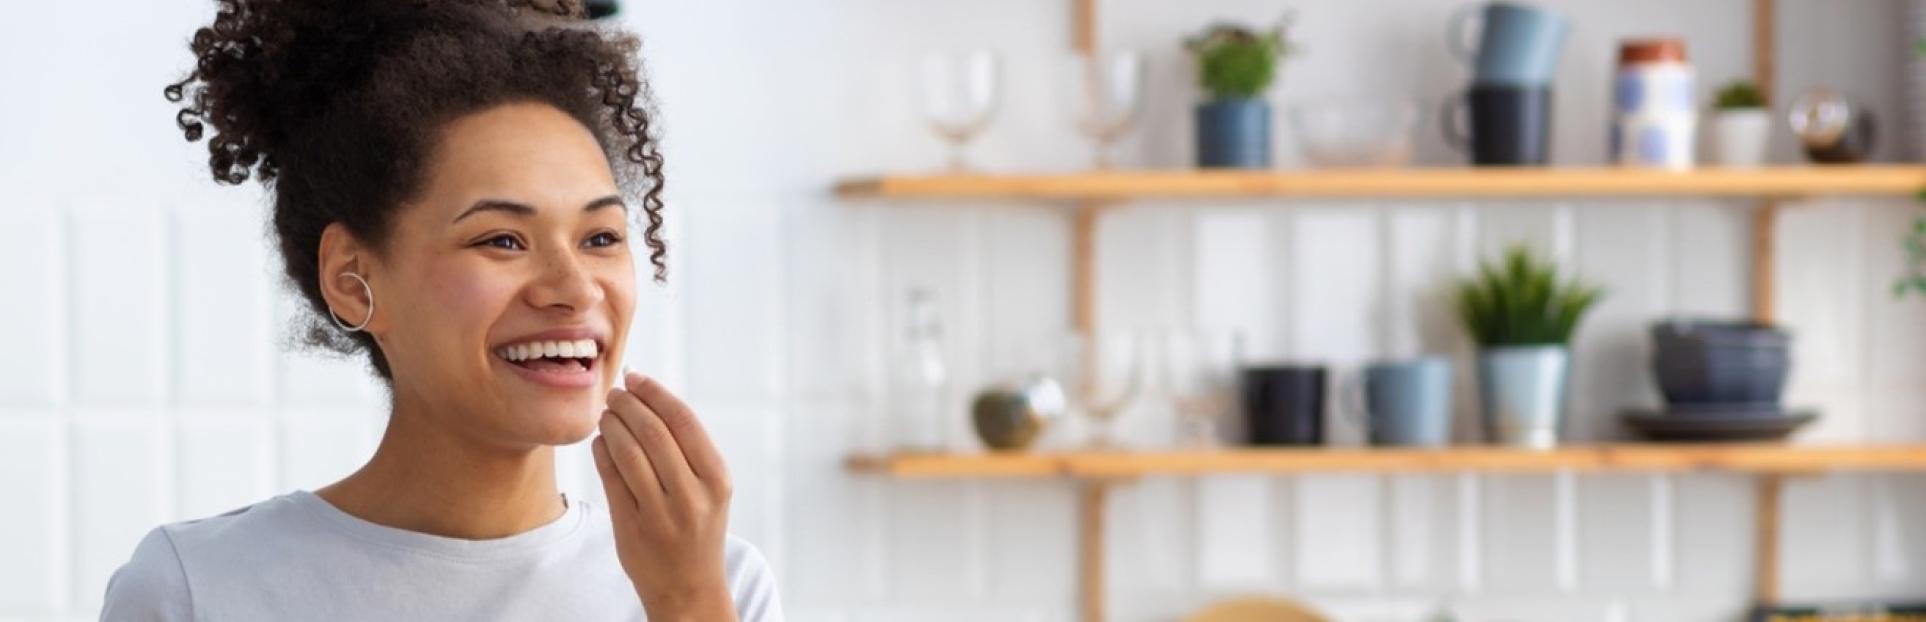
475, 234, 525, 251
585, 231, 625, 248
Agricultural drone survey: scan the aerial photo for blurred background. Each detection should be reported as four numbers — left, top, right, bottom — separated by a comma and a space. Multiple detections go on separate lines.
3, 0, 1926, 621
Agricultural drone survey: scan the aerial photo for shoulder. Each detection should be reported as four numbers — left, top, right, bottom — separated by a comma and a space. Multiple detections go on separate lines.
100, 527, 190, 621
100, 494, 307, 621
722, 535, 784, 622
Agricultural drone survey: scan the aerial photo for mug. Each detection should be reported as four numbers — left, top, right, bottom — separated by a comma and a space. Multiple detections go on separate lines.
1443, 84, 1552, 165
1241, 365, 1327, 446
1448, 1, 1568, 86
1343, 357, 1454, 447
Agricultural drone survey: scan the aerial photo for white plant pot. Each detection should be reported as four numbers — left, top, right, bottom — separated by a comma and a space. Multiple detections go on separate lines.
1710, 109, 1771, 168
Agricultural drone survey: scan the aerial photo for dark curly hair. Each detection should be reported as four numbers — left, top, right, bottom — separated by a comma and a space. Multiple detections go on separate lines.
165, 0, 667, 380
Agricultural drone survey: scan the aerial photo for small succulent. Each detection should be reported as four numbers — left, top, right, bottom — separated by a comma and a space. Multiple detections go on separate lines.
1455, 245, 1604, 347
1713, 79, 1765, 110
1185, 14, 1296, 101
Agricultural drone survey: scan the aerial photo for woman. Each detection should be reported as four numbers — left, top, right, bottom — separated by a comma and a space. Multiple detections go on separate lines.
101, 0, 780, 619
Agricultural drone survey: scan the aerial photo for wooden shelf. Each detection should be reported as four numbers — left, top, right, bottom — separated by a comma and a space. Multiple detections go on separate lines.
836, 165, 1926, 201
847, 443, 1926, 479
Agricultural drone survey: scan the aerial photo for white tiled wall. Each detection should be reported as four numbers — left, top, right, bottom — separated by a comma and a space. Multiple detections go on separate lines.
5, 1, 1926, 621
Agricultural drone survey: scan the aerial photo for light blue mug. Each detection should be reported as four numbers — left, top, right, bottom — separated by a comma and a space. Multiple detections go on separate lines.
1344, 357, 1454, 447
1449, 2, 1568, 86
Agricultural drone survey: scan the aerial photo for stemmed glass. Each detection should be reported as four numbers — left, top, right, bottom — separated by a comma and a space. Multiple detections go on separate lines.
919, 50, 1001, 171
1064, 50, 1147, 169
1160, 328, 1244, 449
1067, 331, 1143, 448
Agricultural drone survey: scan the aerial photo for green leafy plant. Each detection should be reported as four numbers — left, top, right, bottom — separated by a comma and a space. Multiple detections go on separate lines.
1903, 40, 1926, 300
1455, 245, 1604, 347
1897, 191, 1926, 299
1713, 79, 1764, 110
1185, 15, 1295, 101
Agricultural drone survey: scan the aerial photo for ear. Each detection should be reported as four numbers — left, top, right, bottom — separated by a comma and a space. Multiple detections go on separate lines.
316, 223, 386, 337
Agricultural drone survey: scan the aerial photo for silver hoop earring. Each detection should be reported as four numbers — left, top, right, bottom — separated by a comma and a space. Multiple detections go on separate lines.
328, 272, 375, 332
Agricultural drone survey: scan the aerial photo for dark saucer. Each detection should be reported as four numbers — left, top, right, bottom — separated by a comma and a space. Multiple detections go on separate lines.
1655, 402, 1791, 418
1620, 408, 1818, 442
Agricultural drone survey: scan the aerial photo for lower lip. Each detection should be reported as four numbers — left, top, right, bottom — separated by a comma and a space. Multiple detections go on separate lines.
496, 356, 600, 390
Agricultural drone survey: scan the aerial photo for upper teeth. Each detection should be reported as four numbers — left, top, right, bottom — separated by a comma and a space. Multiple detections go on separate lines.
496, 339, 599, 362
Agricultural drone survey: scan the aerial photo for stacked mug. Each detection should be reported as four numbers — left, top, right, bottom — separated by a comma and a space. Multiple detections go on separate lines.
1442, 2, 1567, 166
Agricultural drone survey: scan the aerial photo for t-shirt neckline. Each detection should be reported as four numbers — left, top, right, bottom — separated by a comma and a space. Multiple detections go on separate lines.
289, 489, 588, 561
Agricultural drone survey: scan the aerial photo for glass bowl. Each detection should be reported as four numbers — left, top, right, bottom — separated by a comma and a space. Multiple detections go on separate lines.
1288, 99, 1420, 168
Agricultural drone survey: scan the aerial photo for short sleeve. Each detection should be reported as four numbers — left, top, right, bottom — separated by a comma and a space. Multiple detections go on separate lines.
723, 536, 784, 622
99, 527, 193, 622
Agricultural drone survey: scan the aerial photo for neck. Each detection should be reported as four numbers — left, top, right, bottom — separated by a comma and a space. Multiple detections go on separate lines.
316, 393, 567, 540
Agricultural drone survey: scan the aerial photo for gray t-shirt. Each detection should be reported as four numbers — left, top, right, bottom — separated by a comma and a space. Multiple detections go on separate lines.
99, 490, 781, 621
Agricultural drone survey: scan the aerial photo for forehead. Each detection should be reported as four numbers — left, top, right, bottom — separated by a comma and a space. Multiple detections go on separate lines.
417, 102, 619, 212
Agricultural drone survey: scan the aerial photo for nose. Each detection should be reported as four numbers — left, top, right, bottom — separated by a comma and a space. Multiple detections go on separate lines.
525, 246, 605, 314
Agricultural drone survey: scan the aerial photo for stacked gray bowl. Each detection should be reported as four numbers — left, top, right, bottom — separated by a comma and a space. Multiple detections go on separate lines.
1652, 320, 1789, 405
1626, 320, 1814, 441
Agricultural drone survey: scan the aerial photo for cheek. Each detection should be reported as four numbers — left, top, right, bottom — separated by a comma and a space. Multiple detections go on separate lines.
601, 264, 637, 325
415, 257, 519, 348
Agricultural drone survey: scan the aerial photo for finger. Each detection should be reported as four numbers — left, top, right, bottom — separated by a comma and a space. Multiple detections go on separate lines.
624, 372, 730, 491
590, 436, 639, 522
606, 385, 698, 500
597, 409, 665, 507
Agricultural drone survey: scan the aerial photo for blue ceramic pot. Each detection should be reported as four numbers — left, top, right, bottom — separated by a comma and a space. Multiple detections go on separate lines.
1477, 345, 1568, 449
1196, 98, 1271, 168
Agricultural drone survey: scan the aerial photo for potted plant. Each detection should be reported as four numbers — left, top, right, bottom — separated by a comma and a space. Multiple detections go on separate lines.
1454, 245, 1603, 449
1185, 16, 1294, 168
1898, 207, 1926, 299
1709, 79, 1770, 167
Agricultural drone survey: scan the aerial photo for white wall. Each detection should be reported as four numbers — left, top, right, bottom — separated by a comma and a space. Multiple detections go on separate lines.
3, 1, 1925, 621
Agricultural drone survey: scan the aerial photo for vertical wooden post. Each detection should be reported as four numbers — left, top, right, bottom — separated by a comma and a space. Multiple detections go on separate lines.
1749, 0, 1780, 325
1752, 0, 1776, 101
1071, 204, 1106, 622
1751, 204, 1779, 323
1073, 204, 1102, 337
1755, 475, 1783, 606
1071, 4, 1107, 622
1080, 480, 1109, 622
1073, 0, 1097, 57
1749, 0, 1783, 605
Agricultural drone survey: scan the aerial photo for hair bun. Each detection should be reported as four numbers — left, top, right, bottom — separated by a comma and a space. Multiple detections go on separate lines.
165, 0, 581, 185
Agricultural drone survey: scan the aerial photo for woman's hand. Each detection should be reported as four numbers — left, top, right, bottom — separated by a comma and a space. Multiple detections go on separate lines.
592, 371, 737, 621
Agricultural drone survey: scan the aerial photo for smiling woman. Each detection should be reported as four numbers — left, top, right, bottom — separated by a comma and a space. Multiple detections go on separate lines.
99, 1, 780, 620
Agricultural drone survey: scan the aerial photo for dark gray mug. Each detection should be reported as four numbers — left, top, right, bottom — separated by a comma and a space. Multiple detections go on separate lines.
1345, 357, 1454, 446
1242, 365, 1327, 445
1442, 84, 1552, 166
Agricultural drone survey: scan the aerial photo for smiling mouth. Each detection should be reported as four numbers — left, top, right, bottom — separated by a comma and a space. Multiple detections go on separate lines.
494, 338, 601, 374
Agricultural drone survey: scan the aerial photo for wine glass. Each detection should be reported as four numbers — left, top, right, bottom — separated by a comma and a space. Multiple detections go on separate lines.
1068, 331, 1144, 448
1064, 51, 1147, 169
1160, 328, 1244, 449
918, 50, 1001, 171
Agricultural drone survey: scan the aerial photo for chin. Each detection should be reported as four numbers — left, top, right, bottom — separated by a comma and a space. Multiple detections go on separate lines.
518, 400, 603, 446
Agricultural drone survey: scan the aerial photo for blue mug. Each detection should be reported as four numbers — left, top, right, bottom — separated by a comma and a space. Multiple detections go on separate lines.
1344, 357, 1454, 447
1449, 2, 1568, 86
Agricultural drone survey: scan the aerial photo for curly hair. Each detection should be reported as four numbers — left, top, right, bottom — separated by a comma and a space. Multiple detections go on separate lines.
164, 0, 667, 380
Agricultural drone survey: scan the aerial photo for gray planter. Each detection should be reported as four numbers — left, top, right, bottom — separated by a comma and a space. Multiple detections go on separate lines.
1476, 345, 1569, 449
1195, 98, 1271, 168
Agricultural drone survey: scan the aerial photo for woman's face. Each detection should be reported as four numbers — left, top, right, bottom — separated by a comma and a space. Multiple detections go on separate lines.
362, 102, 635, 449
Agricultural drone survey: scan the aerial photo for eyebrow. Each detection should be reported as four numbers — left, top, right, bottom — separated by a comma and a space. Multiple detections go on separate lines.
450, 194, 627, 223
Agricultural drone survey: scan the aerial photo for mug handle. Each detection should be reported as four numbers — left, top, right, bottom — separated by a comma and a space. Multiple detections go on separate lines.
1446, 4, 1483, 65
1440, 92, 1470, 153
